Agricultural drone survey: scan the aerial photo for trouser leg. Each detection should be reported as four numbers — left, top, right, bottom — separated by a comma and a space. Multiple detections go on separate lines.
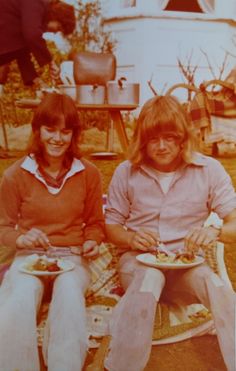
16, 48, 37, 85
105, 252, 166, 371
44, 256, 91, 371
0, 48, 38, 85
0, 255, 44, 371
165, 264, 235, 371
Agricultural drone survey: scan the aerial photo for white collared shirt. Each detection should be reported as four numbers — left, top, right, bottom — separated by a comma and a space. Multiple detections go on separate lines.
21, 155, 85, 194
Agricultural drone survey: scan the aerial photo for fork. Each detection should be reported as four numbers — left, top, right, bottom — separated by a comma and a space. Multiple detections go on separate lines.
45, 242, 57, 258
157, 242, 175, 257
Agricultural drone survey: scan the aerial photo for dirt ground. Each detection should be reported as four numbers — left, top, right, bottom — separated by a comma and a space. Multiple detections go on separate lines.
145, 336, 226, 370
82, 334, 226, 370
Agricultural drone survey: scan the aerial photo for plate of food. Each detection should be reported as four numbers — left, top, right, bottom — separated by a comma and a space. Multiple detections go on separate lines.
19, 254, 75, 276
136, 251, 204, 270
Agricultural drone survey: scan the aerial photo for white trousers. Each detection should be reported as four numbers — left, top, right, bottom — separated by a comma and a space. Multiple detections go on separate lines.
0, 252, 90, 371
105, 251, 236, 371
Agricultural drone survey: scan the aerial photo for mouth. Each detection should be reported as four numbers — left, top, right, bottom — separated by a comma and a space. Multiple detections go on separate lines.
156, 152, 170, 157
48, 143, 64, 149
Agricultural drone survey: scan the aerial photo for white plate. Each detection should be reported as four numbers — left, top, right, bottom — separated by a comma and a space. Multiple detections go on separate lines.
136, 253, 205, 270
19, 256, 75, 276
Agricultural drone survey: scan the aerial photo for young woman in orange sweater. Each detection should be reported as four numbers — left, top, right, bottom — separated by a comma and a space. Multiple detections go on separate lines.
0, 92, 105, 371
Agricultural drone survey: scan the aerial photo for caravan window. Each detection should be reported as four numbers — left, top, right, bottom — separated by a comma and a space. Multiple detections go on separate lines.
164, 0, 203, 13
118, 0, 215, 14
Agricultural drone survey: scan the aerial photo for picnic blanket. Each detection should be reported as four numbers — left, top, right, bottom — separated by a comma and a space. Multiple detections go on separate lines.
0, 241, 232, 351
36, 242, 231, 350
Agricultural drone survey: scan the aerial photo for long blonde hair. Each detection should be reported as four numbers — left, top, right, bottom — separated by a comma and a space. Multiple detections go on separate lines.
129, 95, 198, 166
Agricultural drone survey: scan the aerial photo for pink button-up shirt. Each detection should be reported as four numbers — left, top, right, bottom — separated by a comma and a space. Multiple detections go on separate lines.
105, 153, 236, 251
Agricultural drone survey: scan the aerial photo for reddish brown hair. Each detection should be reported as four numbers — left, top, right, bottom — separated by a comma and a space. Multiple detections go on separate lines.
28, 92, 81, 167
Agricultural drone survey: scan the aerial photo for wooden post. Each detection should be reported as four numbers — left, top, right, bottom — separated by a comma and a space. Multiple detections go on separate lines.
0, 94, 8, 151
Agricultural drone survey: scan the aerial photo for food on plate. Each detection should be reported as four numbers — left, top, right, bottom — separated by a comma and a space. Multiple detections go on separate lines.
155, 250, 175, 263
174, 252, 196, 264
25, 257, 61, 272
155, 249, 196, 264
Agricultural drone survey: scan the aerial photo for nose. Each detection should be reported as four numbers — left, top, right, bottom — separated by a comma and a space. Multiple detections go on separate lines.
52, 130, 62, 142
157, 138, 166, 149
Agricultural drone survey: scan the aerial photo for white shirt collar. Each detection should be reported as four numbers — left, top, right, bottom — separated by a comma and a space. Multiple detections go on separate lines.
21, 155, 85, 194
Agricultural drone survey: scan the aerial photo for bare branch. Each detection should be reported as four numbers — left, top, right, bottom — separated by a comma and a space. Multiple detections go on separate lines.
221, 46, 236, 59
218, 52, 229, 80
177, 58, 189, 82
200, 48, 217, 79
177, 56, 198, 87
160, 82, 168, 95
147, 73, 158, 96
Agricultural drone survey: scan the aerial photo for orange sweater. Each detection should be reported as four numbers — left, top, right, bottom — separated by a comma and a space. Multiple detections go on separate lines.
0, 157, 105, 248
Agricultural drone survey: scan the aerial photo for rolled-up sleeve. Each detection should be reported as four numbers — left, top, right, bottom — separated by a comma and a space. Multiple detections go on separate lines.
208, 159, 236, 218
105, 162, 131, 226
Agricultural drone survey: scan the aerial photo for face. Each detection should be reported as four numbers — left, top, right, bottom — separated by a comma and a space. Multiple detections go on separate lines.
146, 132, 183, 172
40, 121, 73, 162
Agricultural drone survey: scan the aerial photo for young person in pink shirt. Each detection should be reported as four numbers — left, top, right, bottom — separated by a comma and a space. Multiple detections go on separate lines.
104, 95, 236, 371
0, 93, 105, 371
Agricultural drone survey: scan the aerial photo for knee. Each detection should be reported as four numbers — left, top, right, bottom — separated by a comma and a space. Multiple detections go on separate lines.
19, 275, 43, 293
53, 270, 88, 295
118, 253, 143, 289
137, 267, 165, 302
186, 264, 212, 283
11, 275, 44, 311
53, 272, 76, 292
118, 251, 148, 276
143, 267, 166, 286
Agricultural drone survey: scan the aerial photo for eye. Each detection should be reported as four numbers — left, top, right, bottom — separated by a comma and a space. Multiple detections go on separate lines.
43, 126, 55, 133
164, 134, 176, 142
61, 129, 72, 135
149, 137, 159, 144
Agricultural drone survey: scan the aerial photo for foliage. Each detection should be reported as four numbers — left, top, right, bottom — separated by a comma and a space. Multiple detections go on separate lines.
1, 0, 116, 131
78, 110, 111, 131
70, 1, 116, 54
